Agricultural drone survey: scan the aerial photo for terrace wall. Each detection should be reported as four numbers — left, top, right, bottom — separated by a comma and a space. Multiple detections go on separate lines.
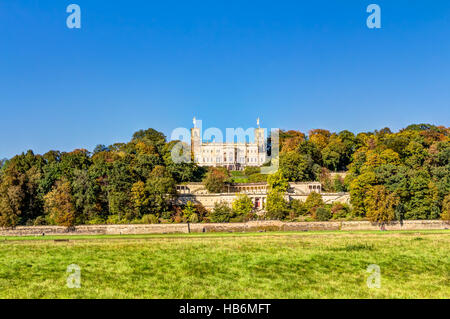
0, 220, 448, 237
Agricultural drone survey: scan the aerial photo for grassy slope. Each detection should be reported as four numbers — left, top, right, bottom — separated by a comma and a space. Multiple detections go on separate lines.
0, 231, 448, 299
229, 170, 249, 183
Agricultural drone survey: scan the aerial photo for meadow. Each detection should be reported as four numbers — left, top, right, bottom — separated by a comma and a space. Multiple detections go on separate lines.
0, 230, 448, 299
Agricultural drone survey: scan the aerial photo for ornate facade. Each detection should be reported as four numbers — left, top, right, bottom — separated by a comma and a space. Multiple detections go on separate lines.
191, 118, 267, 170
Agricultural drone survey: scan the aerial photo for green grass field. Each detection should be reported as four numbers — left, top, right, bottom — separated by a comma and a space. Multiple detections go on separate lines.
0, 230, 449, 299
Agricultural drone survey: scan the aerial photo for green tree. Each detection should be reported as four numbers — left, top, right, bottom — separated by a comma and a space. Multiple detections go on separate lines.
279, 151, 315, 182
289, 199, 306, 216
265, 190, 289, 220
182, 201, 197, 222
72, 169, 101, 223
210, 201, 233, 222
333, 175, 345, 192
267, 170, 289, 192
232, 194, 253, 216
107, 159, 134, 221
331, 203, 352, 219
315, 207, 332, 221
304, 192, 324, 215
145, 166, 176, 216
405, 170, 437, 220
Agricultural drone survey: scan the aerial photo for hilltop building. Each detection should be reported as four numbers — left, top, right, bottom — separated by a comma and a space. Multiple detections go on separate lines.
191, 118, 267, 170
184, 118, 350, 212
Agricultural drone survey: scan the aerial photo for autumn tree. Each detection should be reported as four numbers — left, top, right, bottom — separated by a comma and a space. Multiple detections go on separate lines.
0, 123, 448, 226
441, 194, 450, 221
364, 185, 399, 227
0, 152, 43, 227
309, 129, 331, 150
304, 192, 324, 215
349, 171, 377, 217
203, 167, 229, 193
44, 180, 77, 227
0, 168, 26, 227
279, 130, 306, 152
131, 180, 148, 218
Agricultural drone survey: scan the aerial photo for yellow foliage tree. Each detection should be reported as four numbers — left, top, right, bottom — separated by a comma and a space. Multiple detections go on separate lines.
44, 180, 77, 227
309, 129, 331, 150
364, 185, 399, 227
441, 194, 450, 221
131, 180, 148, 215
232, 194, 253, 216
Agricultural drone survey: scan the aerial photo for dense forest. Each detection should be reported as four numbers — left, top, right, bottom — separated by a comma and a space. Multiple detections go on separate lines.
0, 124, 449, 227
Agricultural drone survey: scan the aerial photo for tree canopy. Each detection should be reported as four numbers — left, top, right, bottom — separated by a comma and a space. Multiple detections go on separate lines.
0, 123, 448, 226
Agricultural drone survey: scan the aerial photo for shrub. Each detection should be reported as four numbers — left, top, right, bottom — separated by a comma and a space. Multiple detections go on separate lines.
85, 217, 106, 225
289, 199, 307, 217
244, 166, 260, 176
441, 194, 450, 221
229, 215, 245, 223
333, 176, 345, 192
232, 194, 253, 216
265, 190, 289, 220
142, 214, 159, 224
331, 203, 351, 219
304, 192, 324, 215
33, 216, 47, 226
245, 212, 257, 222
267, 171, 289, 192
188, 213, 199, 223
173, 214, 183, 223
194, 203, 209, 222
210, 202, 233, 223
106, 215, 126, 224
248, 173, 268, 183
182, 201, 196, 222
160, 211, 173, 220
315, 207, 332, 221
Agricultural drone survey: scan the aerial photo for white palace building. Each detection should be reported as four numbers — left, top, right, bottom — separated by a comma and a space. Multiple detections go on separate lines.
191, 117, 267, 170
179, 117, 350, 211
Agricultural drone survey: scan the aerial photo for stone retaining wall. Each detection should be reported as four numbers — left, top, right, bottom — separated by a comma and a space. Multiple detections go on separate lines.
0, 220, 448, 237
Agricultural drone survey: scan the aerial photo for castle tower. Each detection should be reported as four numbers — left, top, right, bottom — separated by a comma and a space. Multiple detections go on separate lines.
191, 117, 201, 162
255, 117, 266, 164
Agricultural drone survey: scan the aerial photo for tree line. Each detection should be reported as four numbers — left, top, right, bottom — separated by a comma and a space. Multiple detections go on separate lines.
0, 124, 449, 227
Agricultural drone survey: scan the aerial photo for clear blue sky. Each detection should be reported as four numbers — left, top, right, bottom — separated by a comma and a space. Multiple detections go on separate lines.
0, 0, 449, 158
